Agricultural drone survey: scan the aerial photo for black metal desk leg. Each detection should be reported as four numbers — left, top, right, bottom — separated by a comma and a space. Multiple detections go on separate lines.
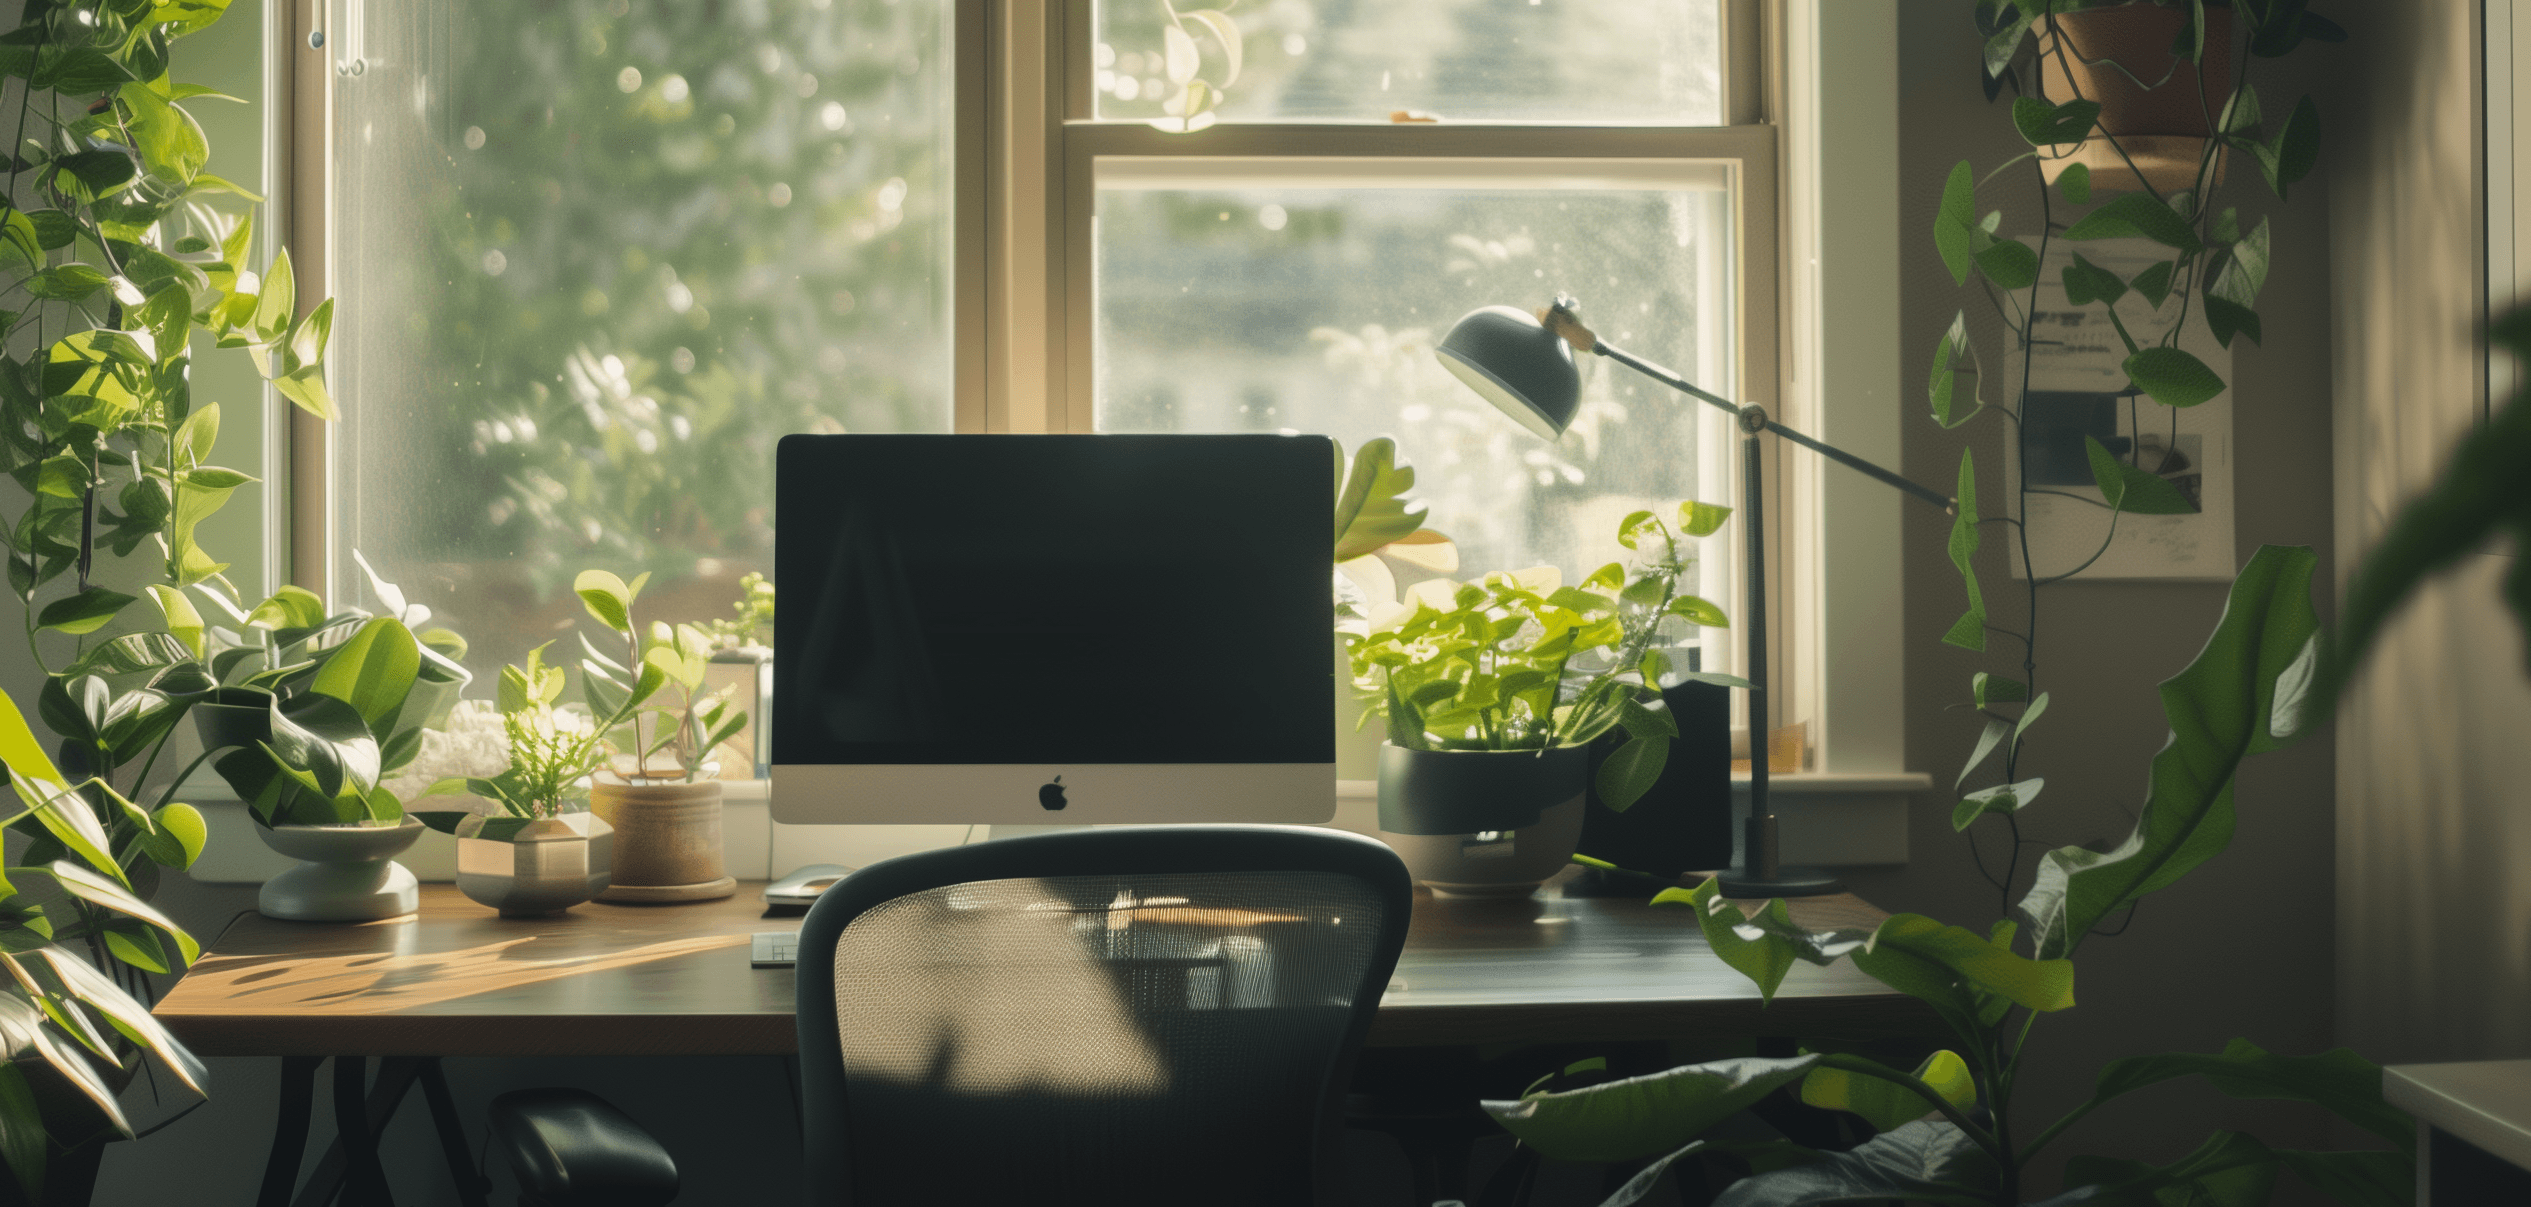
259, 1055, 324, 1207
333, 1055, 393, 1206
417, 1059, 490, 1207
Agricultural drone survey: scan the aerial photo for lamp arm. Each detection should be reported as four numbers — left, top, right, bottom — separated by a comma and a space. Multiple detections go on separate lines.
1540, 300, 1955, 513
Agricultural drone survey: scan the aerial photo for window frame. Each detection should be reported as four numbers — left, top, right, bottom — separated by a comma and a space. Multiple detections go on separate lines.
277, 0, 1906, 770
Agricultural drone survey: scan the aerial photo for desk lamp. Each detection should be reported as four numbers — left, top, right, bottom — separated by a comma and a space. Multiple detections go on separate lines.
1436, 296, 1953, 897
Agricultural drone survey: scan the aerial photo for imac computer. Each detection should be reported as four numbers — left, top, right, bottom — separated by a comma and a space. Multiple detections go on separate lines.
770, 433, 1336, 826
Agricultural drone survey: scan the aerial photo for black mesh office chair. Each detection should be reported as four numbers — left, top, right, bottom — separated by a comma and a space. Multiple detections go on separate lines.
794, 824, 1413, 1206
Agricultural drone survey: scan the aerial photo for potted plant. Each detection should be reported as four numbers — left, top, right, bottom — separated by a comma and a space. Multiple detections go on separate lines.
697, 570, 774, 780
0, 0, 352, 1195
414, 644, 639, 917
192, 557, 470, 921
1456, 8, 2394, 1203
1341, 502, 1737, 896
570, 570, 748, 903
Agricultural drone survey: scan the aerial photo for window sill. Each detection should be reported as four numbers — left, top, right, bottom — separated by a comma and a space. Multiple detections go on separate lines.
181, 772, 1926, 884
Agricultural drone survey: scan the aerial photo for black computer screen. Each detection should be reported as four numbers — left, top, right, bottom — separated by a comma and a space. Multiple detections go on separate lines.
773, 434, 1334, 766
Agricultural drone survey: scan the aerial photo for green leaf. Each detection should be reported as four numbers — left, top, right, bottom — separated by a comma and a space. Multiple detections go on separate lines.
1709, 1121, 1993, 1207
309, 616, 421, 729
274, 364, 336, 420
51, 149, 136, 194
0, 210, 38, 270
137, 801, 207, 869
1951, 779, 2043, 831
2012, 96, 2099, 146
2081, 1040, 2412, 1152
1483, 1054, 1823, 1164
1663, 594, 1729, 627
2085, 435, 2200, 515
119, 81, 209, 182
24, 264, 111, 300
1929, 312, 1980, 429
1943, 449, 1984, 651
0, 995, 128, 1139
37, 948, 205, 1094
2019, 546, 2321, 959
33, 46, 137, 96
1934, 161, 1978, 286
36, 588, 137, 636
2260, 95, 2321, 200
412, 810, 475, 835
2058, 162, 2091, 205
2060, 251, 2126, 307
48, 860, 200, 965
266, 691, 383, 801
1331, 437, 1430, 561
246, 584, 326, 631
1667, 877, 1818, 1004
2128, 261, 2175, 310
1595, 736, 1669, 813
1853, 913, 2074, 1015
1800, 1051, 1975, 1135
0, 1064, 44, 1203
1971, 673, 2026, 707
1972, 237, 2038, 290
2122, 345, 2226, 408
574, 568, 635, 632
1676, 500, 1732, 539
2205, 215, 2271, 348
251, 245, 296, 338
2062, 192, 2204, 253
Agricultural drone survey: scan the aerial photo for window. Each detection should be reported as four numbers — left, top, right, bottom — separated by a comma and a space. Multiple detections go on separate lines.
301, 0, 1780, 723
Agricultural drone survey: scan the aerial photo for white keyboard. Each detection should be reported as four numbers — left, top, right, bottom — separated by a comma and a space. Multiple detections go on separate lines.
750, 931, 800, 968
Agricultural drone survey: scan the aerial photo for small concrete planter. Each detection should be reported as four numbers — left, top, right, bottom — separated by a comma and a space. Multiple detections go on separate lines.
257, 820, 425, 922
1374, 743, 1589, 898
455, 813, 614, 918
590, 779, 735, 903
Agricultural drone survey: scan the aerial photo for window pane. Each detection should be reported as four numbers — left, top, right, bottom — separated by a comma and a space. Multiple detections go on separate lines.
330, 0, 952, 671
1093, 174, 1733, 607
1092, 1, 1723, 126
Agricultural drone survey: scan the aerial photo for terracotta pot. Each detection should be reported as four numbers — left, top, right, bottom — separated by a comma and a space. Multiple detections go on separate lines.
2035, 6, 2233, 193
1374, 744, 1589, 898
589, 779, 736, 903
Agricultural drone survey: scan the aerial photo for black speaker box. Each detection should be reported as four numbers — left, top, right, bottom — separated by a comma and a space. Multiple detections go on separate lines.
1572, 679, 1732, 889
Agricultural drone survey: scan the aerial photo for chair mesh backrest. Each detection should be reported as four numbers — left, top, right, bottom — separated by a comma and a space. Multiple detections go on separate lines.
824, 868, 1390, 1205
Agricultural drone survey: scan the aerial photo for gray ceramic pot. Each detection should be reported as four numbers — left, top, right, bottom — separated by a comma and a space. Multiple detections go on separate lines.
257, 820, 425, 922
455, 812, 614, 918
1375, 743, 1589, 897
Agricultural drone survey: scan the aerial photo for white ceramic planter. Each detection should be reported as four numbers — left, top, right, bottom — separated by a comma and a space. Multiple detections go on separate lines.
256, 820, 426, 922
455, 813, 614, 918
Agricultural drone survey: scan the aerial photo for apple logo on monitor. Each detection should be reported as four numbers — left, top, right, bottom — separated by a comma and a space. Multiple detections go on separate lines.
1038, 775, 1067, 811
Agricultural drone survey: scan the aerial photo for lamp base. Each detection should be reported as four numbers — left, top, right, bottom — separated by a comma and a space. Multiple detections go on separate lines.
1716, 864, 1844, 899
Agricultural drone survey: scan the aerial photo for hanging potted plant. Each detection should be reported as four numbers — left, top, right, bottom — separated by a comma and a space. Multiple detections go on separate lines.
569, 570, 748, 903
1982, 0, 2342, 194
1340, 503, 1739, 896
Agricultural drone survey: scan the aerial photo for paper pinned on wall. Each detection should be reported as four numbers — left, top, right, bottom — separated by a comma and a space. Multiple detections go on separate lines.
2007, 236, 2236, 582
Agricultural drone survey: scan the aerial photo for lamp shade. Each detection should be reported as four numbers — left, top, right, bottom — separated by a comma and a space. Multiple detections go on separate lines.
1435, 305, 1579, 440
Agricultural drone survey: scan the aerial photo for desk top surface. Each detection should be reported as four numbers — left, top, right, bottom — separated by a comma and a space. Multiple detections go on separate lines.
2384, 1060, 2531, 1173
155, 881, 1938, 1055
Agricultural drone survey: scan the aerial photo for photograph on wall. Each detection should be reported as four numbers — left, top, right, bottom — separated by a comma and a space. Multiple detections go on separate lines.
2007, 236, 2236, 581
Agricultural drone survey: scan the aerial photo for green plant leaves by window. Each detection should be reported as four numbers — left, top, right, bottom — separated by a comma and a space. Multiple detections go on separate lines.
1952, 778, 2043, 831
2084, 435, 2199, 515
2011, 97, 2099, 147
1972, 237, 2038, 291
1929, 311, 1982, 429
1801, 1050, 1976, 1135
1943, 449, 1984, 651
2062, 192, 2203, 253
2256, 95, 2322, 200
36, 588, 135, 636
2060, 252, 2125, 307
2057, 162, 2091, 205
1934, 161, 1979, 286
2121, 345, 2227, 408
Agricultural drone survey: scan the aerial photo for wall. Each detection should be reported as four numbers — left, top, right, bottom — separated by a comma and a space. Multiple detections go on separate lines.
1837, 5, 2345, 1201
2329, 0, 2531, 1064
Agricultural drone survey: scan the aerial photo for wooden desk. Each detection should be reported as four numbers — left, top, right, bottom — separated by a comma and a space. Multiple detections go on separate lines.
156, 881, 1937, 1055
